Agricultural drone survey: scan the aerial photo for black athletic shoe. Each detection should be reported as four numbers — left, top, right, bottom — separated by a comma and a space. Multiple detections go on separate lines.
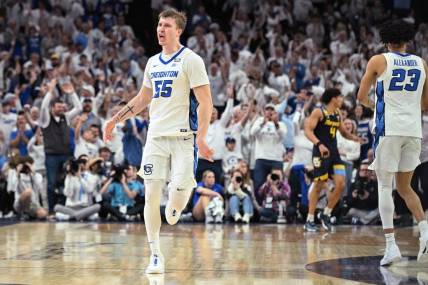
321, 214, 332, 231
304, 221, 318, 232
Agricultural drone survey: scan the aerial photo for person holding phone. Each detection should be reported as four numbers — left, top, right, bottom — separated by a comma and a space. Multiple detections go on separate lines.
304, 88, 360, 232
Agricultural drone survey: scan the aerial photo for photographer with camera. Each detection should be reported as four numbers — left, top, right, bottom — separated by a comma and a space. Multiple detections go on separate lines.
53, 158, 101, 221
227, 169, 254, 223
99, 164, 144, 221
258, 168, 291, 223
250, 103, 287, 201
7, 156, 47, 220
346, 160, 379, 225
98, 147, 113, 178
82, 157, 105, 206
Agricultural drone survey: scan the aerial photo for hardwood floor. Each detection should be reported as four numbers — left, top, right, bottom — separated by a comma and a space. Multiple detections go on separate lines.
0, 222, 425, 285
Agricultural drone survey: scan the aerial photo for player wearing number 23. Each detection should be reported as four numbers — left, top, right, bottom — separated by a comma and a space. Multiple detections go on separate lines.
357, 19, 428, 266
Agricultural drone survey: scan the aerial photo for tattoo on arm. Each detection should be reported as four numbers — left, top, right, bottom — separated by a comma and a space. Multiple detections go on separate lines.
116, 104, 135, 122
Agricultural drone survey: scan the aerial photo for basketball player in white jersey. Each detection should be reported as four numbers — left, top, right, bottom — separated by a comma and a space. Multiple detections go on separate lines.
103, 8, 214, 273
358, 19, 428, 266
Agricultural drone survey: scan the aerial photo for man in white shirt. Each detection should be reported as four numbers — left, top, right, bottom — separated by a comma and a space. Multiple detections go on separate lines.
268, 60, 291, 95
222, 137, 243, 175
0, 99, 17, 145
250, 103, 287, 201
196, 90, 234, 184
209, 62, 227, 113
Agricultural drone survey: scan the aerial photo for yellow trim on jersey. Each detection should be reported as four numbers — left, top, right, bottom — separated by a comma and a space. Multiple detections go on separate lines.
322, 108, 340, 116
314, 173, 329, 181
333, 164, 345, 170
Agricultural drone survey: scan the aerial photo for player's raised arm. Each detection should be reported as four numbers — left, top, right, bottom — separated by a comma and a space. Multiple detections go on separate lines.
103, 85, 153, 142
422, 59, 428, 111
193, 84, 214, 161
357, 54, 386, 109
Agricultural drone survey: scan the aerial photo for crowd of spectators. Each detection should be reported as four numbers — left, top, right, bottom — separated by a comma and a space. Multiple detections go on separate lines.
0, 0, 427, 226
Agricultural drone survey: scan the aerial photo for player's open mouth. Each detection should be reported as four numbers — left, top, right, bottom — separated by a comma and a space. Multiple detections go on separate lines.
158, 34, 165, 40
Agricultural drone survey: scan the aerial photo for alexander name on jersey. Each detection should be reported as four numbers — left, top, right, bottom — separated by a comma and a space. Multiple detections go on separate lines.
393, 58, 418, 67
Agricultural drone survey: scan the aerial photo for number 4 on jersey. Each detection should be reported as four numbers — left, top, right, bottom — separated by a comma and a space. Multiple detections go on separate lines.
153, 80, 173, 98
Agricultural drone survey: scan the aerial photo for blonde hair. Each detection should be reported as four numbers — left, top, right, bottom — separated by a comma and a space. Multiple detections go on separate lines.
159, 8, 187, 31
202, 170, 214, 181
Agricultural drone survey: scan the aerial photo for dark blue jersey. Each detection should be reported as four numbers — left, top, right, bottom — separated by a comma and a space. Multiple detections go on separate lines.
357, 119, 373, 160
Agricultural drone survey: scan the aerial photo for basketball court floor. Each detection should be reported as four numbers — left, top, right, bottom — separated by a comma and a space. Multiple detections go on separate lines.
0, 222, 426, 285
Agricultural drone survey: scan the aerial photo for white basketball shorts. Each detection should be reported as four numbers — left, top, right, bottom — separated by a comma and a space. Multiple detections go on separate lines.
370, 136, 421, 172
138, 134, 197, 188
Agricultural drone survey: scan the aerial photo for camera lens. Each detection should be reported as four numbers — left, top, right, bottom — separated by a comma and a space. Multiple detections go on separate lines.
235, 176, 242, 183
271, 173, 279, 181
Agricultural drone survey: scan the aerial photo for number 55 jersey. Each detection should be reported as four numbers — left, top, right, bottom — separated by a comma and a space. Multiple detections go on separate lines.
375, 52, 426, 139
143, 46, 210, 137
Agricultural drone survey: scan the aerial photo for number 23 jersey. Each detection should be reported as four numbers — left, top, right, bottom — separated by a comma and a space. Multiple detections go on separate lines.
375, 52, 426, 138
143, 46, 210, 137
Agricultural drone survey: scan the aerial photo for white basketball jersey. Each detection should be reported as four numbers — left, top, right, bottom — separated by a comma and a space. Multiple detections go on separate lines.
374, 52, 426, 138
143, 46, 210, 137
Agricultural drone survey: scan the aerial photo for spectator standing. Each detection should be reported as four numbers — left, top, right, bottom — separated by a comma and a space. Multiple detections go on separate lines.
39, 80, 82, 213
196, 89, 234, 183
250, 103, 287, 200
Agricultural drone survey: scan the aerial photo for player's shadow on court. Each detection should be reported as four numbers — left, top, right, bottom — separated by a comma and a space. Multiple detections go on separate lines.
306, 256, 428, 284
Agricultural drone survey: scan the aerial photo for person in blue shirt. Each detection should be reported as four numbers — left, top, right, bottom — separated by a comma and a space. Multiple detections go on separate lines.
26, 26, 42, 58
355, 104, 373, 162
99, 164, 144, 221
192, 170, 223, 222
9, 112, 33, 156
284, 51, 306, 91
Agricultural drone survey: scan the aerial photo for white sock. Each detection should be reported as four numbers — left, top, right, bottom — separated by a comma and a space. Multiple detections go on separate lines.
323, 207, 332, 216
149, 241, 161, 255
307, 214, 314, 223
385, 233, 396, 247
144, 180, 163, 256
418, 220, 428, 238
166, 184, 193, 225
376, 170, 395, 229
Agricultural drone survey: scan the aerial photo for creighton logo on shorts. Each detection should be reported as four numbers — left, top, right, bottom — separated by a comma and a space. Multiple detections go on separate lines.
144, 164, 154, 175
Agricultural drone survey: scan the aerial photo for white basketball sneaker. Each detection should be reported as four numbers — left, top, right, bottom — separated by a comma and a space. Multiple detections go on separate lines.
417, 236, 428, 263
380, 244, 402, 266
145, 253, 165, 274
